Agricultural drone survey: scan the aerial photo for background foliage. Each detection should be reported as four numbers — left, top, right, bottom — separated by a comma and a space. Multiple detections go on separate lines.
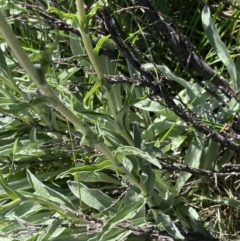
0, 0, 240, 240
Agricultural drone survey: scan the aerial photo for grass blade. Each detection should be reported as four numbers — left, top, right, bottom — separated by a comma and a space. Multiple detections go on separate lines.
202, 5, 238, 90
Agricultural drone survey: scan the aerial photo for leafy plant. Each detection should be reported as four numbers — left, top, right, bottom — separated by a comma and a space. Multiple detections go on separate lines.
0, 0, 240, 240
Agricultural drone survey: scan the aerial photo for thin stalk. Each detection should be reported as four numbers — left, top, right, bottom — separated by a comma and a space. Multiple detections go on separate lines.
75, 0, 118, 119
0, 12, 51, 126
68, 120, 82, 210
0, 199, 21, 211
75, 0, 134, 146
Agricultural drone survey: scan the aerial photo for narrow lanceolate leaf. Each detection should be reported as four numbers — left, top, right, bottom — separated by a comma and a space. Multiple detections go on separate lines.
12, 137, 19, 157
141, 63, 191, 89
236, 56, 240, 88
202, 5, 238, 90
157, 211, 184, 240
96, 199, 145, 241
0, 48, 12, 78
0, 171, 24, 200
133, 98, 162, 112
175, 137, 203, 191
36, 219, 63, 241
68, 181, 118, 213
115, 146, 162, 170
94, 34, 111, 55
83, 80, 101, 108
27, 170, 75, 209
116, 96, 146, 131
89, 229, 131, 241
57, 160, 113, 178
133, 122, 142, 149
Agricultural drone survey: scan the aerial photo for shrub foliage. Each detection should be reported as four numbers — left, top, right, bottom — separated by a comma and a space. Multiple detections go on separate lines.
0, 0, 240, 240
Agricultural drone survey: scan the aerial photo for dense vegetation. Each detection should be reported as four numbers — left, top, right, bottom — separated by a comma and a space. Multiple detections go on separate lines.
0, 0, 240, 240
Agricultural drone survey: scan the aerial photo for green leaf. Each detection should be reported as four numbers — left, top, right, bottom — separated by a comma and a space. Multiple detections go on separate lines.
0, 237, 12, 241
81, 132, 104, 145
58, 67, 79, 85
202, 5, 238, 90
0, 199, 21, 212
116, 96, 146, 131
96, 199, 145, 241
78, 172, 120, 184
68, 181, 118, 213
83, 80, 101, 108
5, 201, 42, 218
98, 55, 117, 75
0, 171, 24, 200
12, 137, 19, 157
175, 137, 203, 191
0, 48, 12, 79
153, 191, 175, 211
143, 64, 208, 106
157, 211, 184, 239
214, 196, 240, 209
154, 170, 178, 195
30, 95, 57, 107
0, 76, 20, 95
89, 229, 131, 241
94, 35, 111, 55
29, 127, 37, 142
143, 120, 186, 140
48, 7, 78, 21
133, 98, 163, 112
69, 20, 90, 67
115, 146, 162, 170
36, 219, 64, 241
21, 192, 74, 218
115, 145, 157, 194
201, 139, 219, 170
27, 170, 75, 209
99, 127, 130, 148
133, 123, 142, 149
236, 56, 240, 88
71, 98, 118, 128
142, 63, 195, 95
139, 162, 156, 194
58, 160, 113, 178
87, 1, 104, 19
175, 200, 211, 235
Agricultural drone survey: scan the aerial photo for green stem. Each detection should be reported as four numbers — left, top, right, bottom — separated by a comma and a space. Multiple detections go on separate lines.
0, 12, 52, 126
75, 0, 118, 119
0, 199, 21, 211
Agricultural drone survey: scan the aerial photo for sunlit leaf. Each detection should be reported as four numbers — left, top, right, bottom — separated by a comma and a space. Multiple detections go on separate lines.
202, 5, 238, 90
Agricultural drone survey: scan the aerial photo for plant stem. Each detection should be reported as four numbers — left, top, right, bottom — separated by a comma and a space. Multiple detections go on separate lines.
75, 0, 118, 119
0, 11, 51, 126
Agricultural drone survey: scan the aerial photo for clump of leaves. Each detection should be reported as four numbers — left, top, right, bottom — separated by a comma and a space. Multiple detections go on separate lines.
0, 0, 240, 241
